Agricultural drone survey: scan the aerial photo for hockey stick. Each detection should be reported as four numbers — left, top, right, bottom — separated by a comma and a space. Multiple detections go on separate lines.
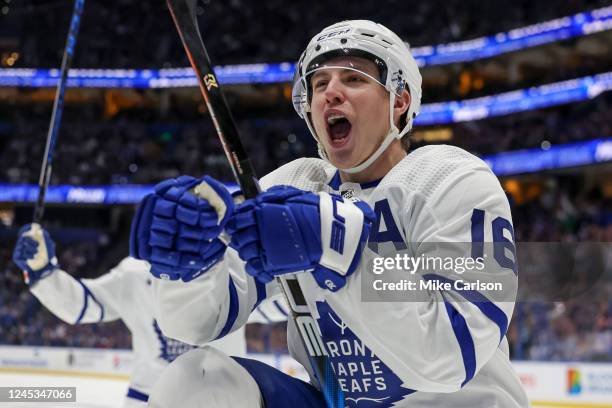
167, 1, 344, 406
33, 0, 86, 224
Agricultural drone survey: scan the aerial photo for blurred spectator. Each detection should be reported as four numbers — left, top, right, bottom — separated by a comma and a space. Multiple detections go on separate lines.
0, 105, 314, 185
506, 178, 612, 361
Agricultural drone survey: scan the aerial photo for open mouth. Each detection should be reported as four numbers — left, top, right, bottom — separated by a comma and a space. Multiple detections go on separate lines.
327, 114, 352, 146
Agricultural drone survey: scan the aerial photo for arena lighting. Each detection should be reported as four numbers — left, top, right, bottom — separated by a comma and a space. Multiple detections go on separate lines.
0, 6, 611, 88
410, 5, 612, 66
415, 72, 612, 125
482, 138, 612, 176
0, 183, 238, 204
1, 138, 611, 204
0, 71, 610, 126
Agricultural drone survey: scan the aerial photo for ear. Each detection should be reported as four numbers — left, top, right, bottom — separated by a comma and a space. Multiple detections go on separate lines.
393, 89, 411, 127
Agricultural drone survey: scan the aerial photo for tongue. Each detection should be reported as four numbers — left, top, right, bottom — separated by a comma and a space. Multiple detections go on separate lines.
330, 120, 351, 140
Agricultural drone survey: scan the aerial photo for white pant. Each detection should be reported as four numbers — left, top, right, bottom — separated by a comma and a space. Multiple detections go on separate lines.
148, 346, 262, 408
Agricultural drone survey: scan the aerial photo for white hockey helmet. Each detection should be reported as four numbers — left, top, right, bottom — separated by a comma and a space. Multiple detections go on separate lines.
292, 20, 422, 174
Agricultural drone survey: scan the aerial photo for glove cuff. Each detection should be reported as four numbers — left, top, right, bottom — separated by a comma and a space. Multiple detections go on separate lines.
26, 258, 59, 286
312, 265, 349, 292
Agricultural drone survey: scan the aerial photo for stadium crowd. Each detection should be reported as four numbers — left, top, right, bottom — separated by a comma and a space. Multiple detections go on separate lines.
7, 0, 610, 69
2, 93, 611, 186
507, 178, 612, 361
452, 93, 612, 156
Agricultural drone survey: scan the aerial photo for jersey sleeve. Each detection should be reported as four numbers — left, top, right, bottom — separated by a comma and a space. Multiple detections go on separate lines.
28, 259, 137, 324
153, 248, 278, 346
329, 162, 517, 393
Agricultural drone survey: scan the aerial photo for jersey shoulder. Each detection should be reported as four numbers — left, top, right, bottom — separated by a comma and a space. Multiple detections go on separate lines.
112, 257, 150, 276
260, 157, 336, 192
381, 144, 495, 200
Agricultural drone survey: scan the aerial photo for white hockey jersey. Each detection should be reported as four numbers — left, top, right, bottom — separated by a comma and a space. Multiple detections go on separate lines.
30, 257, 246, 407
152, 145, 530, 407
249, 294, 290, 324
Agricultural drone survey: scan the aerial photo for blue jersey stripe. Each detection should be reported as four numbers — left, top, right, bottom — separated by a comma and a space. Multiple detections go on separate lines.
256, 306, 273, 323
126, 387, 149, 402
444, 301, 476, 387
216, 277, 239, 339
358, 177, 383, 189
76, 280, 105, 323
423, 274, 508, 341
85, 283, 104, 322
252, 277, 267, 310
74, 280, 89, 324
328, 171, 342, 190
272, 300, 288, 317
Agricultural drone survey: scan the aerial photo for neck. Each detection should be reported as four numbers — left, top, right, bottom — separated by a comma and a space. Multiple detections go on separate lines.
339, 140, 407, 184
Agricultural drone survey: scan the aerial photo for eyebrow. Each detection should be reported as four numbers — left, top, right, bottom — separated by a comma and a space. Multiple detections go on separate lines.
311, 67, 374, 82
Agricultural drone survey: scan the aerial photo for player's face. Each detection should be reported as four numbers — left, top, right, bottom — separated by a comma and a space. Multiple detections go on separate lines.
309, 58, 391, 171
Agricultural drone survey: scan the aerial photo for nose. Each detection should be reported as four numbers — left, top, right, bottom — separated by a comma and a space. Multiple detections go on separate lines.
323, 76, 345, 105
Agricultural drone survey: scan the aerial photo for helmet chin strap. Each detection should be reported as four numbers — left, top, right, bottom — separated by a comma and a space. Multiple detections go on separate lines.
339, 125, 399, 174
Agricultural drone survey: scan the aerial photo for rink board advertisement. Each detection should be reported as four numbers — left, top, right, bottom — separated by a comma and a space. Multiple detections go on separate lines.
0, 345, 132, 378
1, 346, 611, 405
513, 361, 612, 404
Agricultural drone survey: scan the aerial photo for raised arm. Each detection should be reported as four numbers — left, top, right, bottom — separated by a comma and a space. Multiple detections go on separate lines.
13, 224, 123, 324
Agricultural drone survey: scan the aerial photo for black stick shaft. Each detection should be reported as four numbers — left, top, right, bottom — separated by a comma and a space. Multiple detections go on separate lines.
167, 1, 344, 406
168, 0, 259, 198
33, 0, 85, 224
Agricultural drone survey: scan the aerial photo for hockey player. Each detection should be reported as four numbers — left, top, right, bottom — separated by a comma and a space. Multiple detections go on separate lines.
130, 20, 529, 407
12, 223, 247, 407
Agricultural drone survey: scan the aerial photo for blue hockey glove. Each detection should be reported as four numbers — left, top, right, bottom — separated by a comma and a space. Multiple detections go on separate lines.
12, 223, 59, 286
130, 175, 234, 282
226, 186, 375, 292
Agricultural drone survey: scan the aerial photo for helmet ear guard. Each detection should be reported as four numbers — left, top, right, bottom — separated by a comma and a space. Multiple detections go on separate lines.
292, 20, 422, 174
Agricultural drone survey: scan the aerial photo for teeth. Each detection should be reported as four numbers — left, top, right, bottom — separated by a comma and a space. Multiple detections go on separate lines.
327, 114, 346, 125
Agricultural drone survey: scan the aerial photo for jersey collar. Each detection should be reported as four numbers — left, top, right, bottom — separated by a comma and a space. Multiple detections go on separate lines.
327, 170, 382, 191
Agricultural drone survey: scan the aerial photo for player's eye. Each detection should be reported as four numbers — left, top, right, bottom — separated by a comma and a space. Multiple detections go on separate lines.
345, 74, 365, 84
312, 79, 328, 91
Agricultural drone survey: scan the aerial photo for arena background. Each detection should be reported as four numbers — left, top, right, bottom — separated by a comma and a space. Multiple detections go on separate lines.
0, 1, 611, 407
